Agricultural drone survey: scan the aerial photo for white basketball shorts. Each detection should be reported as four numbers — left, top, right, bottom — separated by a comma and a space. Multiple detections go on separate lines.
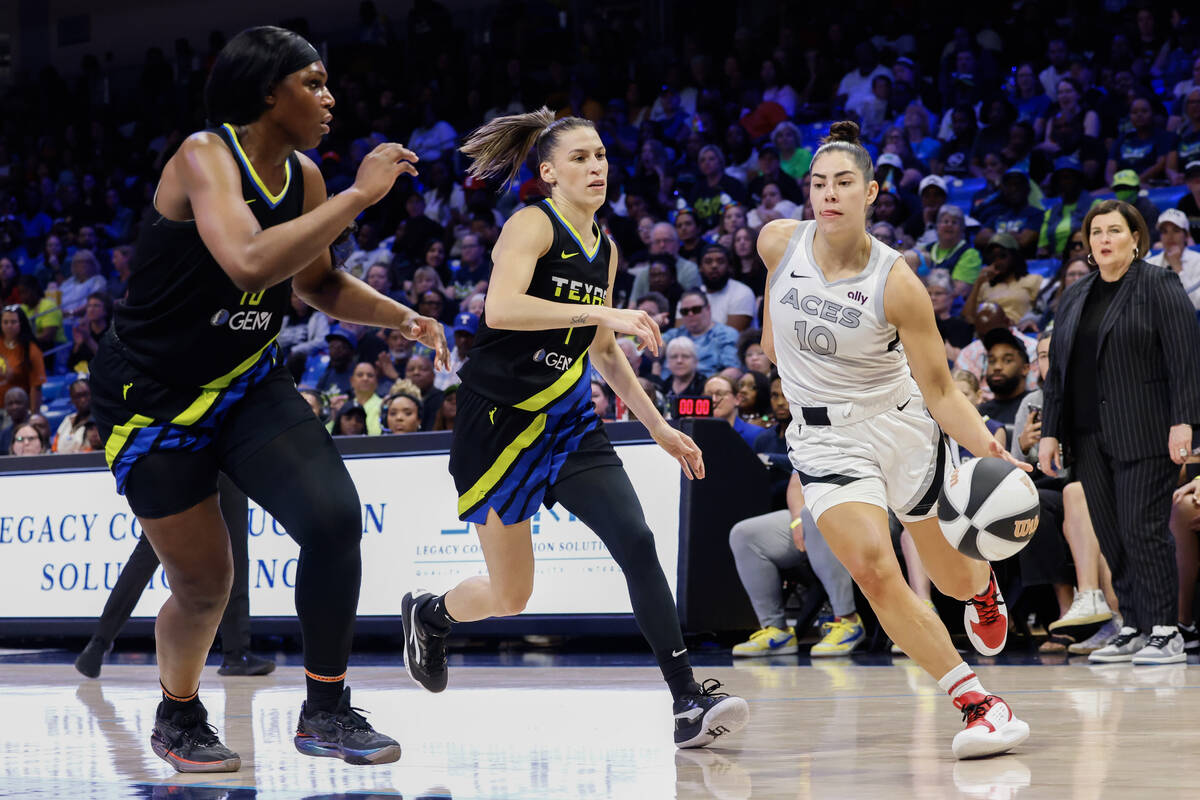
785, 391, 956, 525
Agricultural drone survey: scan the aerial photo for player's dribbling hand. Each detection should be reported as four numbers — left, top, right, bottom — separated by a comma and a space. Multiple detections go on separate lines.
404, 314, 452, 371
988, 438, 1033, 472
600, 308, 664, 357
652, 424, 705, 480
353, 143, 419, 205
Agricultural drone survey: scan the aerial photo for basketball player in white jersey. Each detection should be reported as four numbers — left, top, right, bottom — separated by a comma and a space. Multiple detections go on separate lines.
758, 122, 1032, 759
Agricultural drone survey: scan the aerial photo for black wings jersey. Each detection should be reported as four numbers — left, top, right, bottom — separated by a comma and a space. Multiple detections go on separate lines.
114, 123, 305, 387
457, 199, 612, 411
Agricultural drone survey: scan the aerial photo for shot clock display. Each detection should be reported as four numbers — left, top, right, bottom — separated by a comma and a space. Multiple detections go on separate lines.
671, 395, 713, 418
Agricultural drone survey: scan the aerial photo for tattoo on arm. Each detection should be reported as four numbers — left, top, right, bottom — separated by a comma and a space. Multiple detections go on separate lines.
570, 312, 589, 325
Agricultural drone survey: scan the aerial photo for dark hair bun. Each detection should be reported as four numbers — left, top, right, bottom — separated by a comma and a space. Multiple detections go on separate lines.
824, 121, 862, 146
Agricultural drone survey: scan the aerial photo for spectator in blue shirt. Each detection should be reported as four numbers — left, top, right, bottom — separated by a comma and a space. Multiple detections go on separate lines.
1106, 96, 1177, 187
1009, 63, 1051, 137
705, 375, 761, 449
316, 326, 359, 396
662, 288, 739, 377
976, 166, 1043, 254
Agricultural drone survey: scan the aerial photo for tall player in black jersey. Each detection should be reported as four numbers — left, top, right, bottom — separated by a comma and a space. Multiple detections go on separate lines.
89, 27, 448, 772
399, 109, 749, 749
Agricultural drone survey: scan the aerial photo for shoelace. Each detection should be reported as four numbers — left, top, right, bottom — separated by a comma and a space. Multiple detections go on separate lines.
1109, 631, 1139, 648
958, 696, 996, 724
168, 713, 221, 750
332, 703, 374, 732
967, 594, 1003, 626
1145, 632, 1176, 650
694, 678, 730, 700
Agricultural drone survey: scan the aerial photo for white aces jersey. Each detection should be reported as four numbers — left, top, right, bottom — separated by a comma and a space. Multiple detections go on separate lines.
769, 220, 916, 408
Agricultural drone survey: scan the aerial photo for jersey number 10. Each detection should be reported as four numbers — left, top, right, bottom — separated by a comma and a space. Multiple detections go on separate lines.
793, 320, 837, 356
240, 291, 266, 306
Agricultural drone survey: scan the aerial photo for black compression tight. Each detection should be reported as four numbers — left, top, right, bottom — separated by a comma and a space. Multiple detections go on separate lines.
224, 420, 363, 679
550, 465, 694, 692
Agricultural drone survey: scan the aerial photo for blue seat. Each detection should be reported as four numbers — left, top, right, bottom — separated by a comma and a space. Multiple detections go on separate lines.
1027, 259, 1059, 279
1145, 185, 1186, 211
300, 353, 329, 389
41, 375, 71, 402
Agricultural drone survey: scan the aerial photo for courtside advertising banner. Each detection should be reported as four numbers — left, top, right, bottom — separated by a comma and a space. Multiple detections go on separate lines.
0, 444, 680, 618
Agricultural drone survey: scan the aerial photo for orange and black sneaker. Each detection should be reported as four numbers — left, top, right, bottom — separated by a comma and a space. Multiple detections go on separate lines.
150, 701, 240, 773
964, 570, 1008, 656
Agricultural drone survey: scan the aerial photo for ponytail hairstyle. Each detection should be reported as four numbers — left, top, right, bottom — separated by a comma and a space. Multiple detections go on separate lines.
812, 121, 875, 186
460, 107, 595, 190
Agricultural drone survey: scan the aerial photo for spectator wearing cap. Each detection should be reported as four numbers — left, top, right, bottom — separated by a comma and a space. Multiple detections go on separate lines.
747, 145, 802, 204
770, 122, 813, 183
1038, 157, 1097, 257
963, 233, 1044, 327
317, 326, 359, 395
902, 174, 948, 245
1166, 88, 1200, 183
331, 402, 369, 436
697, 245, 755, 331
1106, 96, 1177, 188
1111, 170, 1161, 245
976, 166, 1043, 254
662, 289, 739, 378
977, 328, 1032, 444
1178, 159, 1200, 240
689, 146, 748, 232
877, 132, 926, 190
915, 204, 983, 292
954, 302, 1039, 402
1146, 209, 1200, 311
435, 311, 477, 389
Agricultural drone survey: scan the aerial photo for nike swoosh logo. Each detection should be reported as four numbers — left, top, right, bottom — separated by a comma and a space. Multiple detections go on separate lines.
672, 648, 688, 657
897, 399, 910, 412
789, 271, 808, 279
561, 250, 579, 259
769, 638, 790, 649
408, 604, 422, 665
122, 382, 133, 399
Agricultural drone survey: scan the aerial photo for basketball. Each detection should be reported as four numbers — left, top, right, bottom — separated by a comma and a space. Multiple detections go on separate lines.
938, 458, 1040, 562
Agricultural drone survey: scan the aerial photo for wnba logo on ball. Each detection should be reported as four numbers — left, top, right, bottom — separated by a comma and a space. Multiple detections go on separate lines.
1013, 518, 1037, 538
210, 310, 231, 326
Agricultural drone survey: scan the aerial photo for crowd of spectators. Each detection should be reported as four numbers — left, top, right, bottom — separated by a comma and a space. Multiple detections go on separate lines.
0, 1, 1198, 652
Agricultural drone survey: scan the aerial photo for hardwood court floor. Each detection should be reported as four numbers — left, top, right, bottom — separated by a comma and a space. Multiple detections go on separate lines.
0, 658, 1198, 799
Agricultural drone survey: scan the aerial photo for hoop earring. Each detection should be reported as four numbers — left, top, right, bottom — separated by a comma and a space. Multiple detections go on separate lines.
1086, 252, 1096, 266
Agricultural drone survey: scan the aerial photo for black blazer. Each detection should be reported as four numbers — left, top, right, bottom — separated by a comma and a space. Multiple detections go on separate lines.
1043, 259, 1200, 462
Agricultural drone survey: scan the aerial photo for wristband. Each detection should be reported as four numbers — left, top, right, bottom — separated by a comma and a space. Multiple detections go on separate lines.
789, 517, 804, 530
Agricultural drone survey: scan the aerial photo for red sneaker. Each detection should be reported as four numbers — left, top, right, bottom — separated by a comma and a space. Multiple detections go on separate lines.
964, 571, 1008, 655
952, 692, 1030, 759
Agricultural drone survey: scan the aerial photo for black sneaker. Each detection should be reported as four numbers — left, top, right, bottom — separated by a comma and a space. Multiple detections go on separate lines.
294, 687, 401, 765
673, 679, 750, 749
74, 636, 112, 679
1180, 622, 1199, 652
217, 651, 276, 676
150, 701, 241, 773
401, 591, 448, 693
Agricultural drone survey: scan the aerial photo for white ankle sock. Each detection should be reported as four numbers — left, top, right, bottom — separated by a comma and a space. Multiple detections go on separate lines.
937, 662, 986, 701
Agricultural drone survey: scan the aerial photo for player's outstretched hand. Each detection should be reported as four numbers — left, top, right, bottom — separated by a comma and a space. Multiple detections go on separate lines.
404, 314, 452, 371
353, 143, 419, 205
652, 424, 705, 480
988, 438, 1033, 472
598, 307, 664, 357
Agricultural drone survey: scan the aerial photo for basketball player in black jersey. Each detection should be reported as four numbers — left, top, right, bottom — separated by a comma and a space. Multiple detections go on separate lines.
88, 27, 448, 772
399, 109, 749, 748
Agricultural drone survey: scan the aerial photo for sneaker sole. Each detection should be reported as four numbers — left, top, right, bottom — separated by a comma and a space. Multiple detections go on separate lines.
1048, 612, 1112, 632
811, 635, 864, 657
675, 696, 750, 749
1131, 653, 1188, 665
732, 645, 798, 657
151, 734, 241, 773
952, 718, 1030, 760
1087, 652, 1136, 663
294, 735, 402, 765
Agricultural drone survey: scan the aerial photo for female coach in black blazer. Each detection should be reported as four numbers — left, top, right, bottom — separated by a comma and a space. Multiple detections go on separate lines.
1040, 199, 1200, 664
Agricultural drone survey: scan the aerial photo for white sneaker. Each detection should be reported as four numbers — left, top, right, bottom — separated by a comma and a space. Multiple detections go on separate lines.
1131, 626, 1187, 665
951, 692, 1030, 759
1048, 589, 1113, 638
1087, 626, 1147, 663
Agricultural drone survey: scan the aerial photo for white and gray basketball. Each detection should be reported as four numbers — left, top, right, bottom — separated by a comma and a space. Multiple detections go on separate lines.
938, 457, 1040, 562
